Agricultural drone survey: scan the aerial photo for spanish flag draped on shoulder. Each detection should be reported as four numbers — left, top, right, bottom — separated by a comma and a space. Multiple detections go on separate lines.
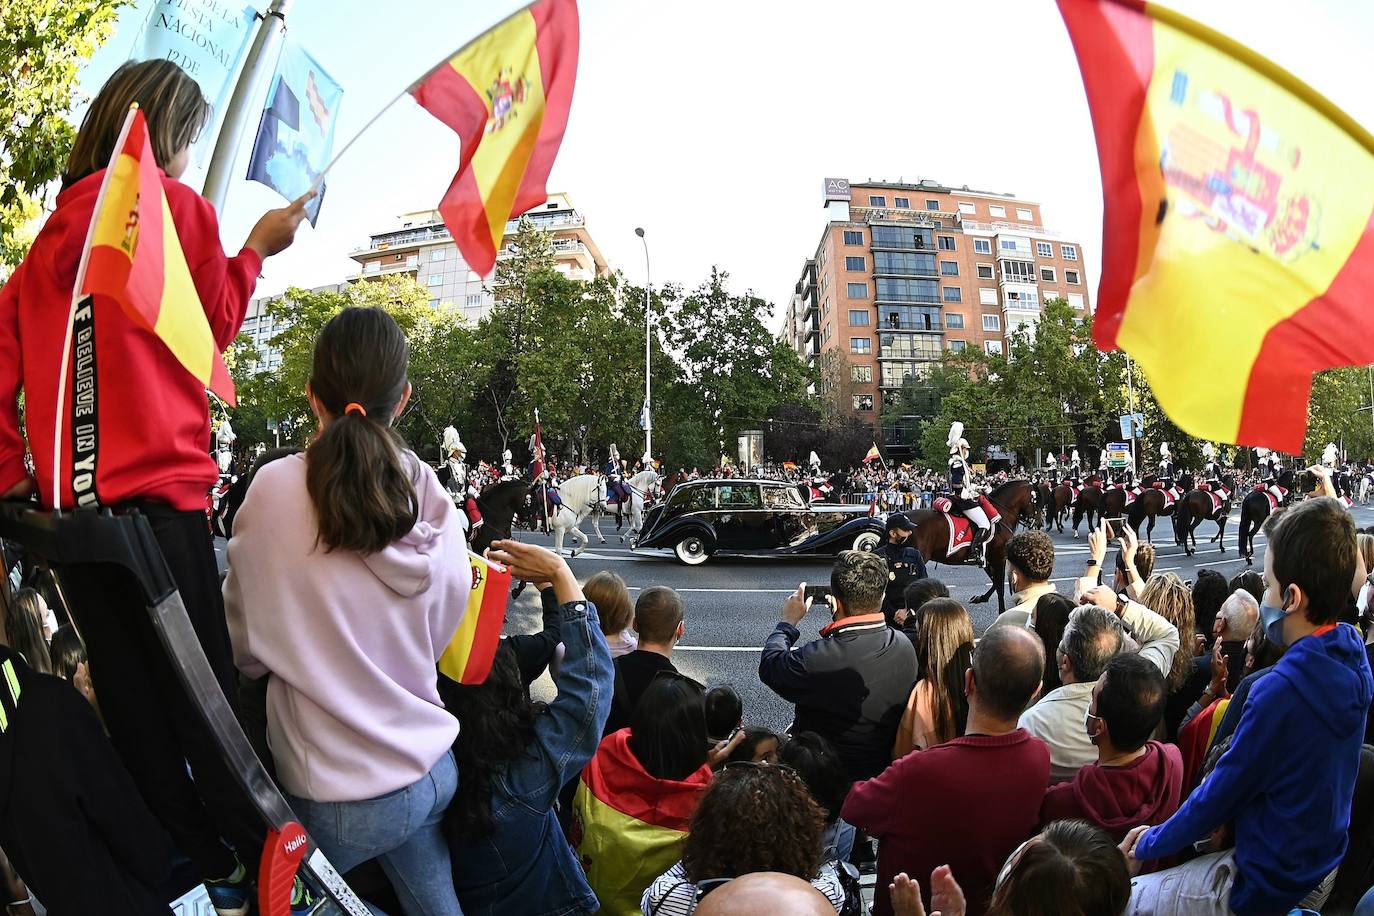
1058, 0, 1374, 452
571, 729, 710, 916
438, 552, 511, 685
409, 0, 578, 277
77, 106, 235, 403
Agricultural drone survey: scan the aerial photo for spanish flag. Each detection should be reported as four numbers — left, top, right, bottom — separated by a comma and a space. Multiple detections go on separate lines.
438, 552, 511, 685
1059, 0, 1374, 453
570, 729, 710, 916
77, 106, 234, 403
409, 0, 578, 277
863, 444, 882, 463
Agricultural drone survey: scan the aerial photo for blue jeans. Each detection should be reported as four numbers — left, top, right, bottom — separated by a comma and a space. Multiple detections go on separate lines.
287, 751, 462, 916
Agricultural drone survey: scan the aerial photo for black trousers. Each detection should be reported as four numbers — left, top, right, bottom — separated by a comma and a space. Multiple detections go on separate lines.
58, 505, 263, 880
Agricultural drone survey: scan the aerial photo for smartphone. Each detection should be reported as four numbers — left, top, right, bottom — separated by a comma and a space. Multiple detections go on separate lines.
804, 584, 831, 605
1105, 516, 1126, 538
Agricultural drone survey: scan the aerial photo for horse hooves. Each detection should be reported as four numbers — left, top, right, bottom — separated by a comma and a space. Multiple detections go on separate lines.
597, 538, 606, 545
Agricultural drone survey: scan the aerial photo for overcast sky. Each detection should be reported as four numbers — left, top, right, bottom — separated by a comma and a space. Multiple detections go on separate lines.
81, 0, 1374, 330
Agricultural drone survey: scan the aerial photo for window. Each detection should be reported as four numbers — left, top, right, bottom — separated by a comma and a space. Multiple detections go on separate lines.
878, 304, 942, 330
1036, 242, 1053, 258
938, 235, 956, 251
940, 261, 959, 276
843, 230, 864, 245
363, 261, 380, 275
845, 256, 866, 271
880, 358, 936, 387
852, 365, 872, 383
465, 294, 482, 307
853, 394, 874, 411
980, 289, 999, 307
973, 238, 992, 254
717, 484, 762, 509
868, 195, 886, 206
874, 250, 936, 275
1068, 293, 1086, 310
894, 197, 911, 209
945, 313, 965, 329
872, 226, 935, 250
943, 287, 962, 303
428, 298, 439, 308
985, 340, 1004, 355
431, 250, 448, 263
764, 486, 806, 510
1061, 244, 1078, 260
988, 205, 1007, 218
875, 277, 940, 303
405, 254, 419, 267
1000, 239, 1019, 251
950, 340, 967, 353
848, 309, 870, 326
1016, 208, 1033, 221
427, 274, 443, 286
1040, 267, 1057, 282
958, 201, 976, 215
976, 264, 994, 279
850, 337, 871, 354
926, 199, 941, 210
1001, 260, 1036, 282
668, 485, 716, 511
847, 282, 869, 298
1066, 269, 1080, 285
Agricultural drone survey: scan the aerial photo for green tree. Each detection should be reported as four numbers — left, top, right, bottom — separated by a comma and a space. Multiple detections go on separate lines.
1, 0, 128, 268
1306, 366, 1374, 463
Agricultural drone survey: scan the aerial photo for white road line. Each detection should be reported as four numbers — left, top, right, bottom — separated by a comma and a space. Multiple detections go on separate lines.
676, 645, 762, 652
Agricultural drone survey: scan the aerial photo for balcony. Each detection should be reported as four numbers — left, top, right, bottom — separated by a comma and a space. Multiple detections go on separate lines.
874, 295, 942, 306
805, 325, 819, 341
803, 296, 818, 320
876, 318, 944, 333
962, 218, 1059, 237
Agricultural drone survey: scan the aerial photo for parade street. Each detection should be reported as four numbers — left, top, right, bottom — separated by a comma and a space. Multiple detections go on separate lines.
501, 502, 1374, 735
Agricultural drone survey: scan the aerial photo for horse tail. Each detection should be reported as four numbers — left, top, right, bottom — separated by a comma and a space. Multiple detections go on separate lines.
1238, 497, 1255, 558
1175, 497, 1191, 545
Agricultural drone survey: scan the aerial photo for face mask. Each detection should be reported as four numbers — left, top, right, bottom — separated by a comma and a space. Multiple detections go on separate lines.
1083, 708, 1100, 744
1259, 592, 1291, 647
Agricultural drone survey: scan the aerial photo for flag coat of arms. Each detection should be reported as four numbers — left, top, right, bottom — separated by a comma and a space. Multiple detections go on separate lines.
1058, 0, 1374, 452
410, 0, 579, 276
438, 552, 511, 685
78, 106, 235, 403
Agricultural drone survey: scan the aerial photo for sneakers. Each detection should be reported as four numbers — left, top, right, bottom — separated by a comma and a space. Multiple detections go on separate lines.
291, 876, 318, 915
205, 861, 251, 916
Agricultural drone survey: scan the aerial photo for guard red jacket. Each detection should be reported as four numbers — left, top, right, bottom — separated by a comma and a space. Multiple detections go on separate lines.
0, 169, 261, 511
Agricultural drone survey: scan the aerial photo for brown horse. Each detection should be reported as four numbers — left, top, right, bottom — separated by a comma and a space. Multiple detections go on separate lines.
1071, 484, 1103, 538
1049, 484, 1074, 532
1127, 473, 1194, 544
1238, 469, 1297, 565
471, 479, 533, 555
1175, 475, 1237, 556
1034, 482, 1054, 529
900, 479, 1038, 612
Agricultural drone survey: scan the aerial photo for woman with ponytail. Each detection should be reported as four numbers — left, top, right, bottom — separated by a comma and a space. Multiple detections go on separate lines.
225, 307, 468, 915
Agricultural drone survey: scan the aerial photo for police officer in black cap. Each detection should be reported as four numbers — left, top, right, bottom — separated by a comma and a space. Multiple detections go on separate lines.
876, 514, 928, 625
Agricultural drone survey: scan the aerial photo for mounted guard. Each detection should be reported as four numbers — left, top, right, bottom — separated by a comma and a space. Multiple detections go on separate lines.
442, 425, 482, 537
1045, 453, 1060, 488
604, 443, 632, 529
1256, 447, 1286, 502
1069, 449, 1082, 484
947, 423, 992, 565
1202, 442, 1222, 486
1158, 442, 1175, 490
807, 450, 833, 502
215, 417, 236, 476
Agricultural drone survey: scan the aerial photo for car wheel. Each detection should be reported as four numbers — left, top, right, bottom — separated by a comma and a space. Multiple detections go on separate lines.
674, 533, 711, 565
852, 530, 882, 553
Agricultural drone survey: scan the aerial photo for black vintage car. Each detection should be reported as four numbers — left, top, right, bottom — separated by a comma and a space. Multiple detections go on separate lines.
632, 478, 886, 565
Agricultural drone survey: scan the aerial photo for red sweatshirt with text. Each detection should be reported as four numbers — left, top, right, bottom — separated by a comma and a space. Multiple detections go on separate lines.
0, 169, 261, 512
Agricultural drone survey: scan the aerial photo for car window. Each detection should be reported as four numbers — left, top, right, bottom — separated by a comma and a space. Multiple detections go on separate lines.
668, 486, 715, 511
717, 484, 762, 509
764, 485, 805, 510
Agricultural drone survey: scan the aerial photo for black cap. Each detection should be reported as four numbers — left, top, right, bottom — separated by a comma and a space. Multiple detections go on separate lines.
886, 515, 915, 533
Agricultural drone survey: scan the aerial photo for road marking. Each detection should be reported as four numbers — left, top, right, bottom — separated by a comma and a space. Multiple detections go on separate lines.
676, 645, 762, 652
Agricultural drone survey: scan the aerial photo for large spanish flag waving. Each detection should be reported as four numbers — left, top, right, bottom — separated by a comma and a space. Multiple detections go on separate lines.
409, 0, 578, 277
77, 106, 234, 403
438, 552, 512, 685
1058, 0, 1374, 452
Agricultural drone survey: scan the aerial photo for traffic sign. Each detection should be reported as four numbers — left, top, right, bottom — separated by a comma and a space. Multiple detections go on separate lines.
1119, 413, 1145, 439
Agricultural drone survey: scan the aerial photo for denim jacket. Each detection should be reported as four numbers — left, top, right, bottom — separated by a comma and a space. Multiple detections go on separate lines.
451, 598, 613, 916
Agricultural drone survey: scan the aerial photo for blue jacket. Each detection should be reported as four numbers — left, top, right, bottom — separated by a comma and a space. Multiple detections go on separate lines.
1136, 622, 1374, 914
450, 599, 614, 916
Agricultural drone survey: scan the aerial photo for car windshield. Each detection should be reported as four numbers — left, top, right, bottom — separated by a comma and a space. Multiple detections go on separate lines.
763, 485, 805, 509
716, 484, 762, 509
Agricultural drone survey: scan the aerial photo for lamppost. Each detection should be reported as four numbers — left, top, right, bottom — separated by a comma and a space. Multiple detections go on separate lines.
635, 227, 652, 464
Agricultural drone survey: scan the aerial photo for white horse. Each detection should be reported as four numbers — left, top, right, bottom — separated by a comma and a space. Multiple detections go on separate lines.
549, 470, 661, 556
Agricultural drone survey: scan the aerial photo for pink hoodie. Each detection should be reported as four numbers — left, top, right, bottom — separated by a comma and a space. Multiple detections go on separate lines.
224, 451, 471, 802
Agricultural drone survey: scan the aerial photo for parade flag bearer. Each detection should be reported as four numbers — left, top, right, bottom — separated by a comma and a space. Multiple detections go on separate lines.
947, 423, 991, 565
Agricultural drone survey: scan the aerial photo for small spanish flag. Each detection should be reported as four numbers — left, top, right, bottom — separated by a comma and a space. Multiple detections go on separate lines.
409, 0, 578, 277
438, 552, 511, 685
782, 461, 798, 471
1059, 0, 1374, 452
863, 444, 882, 463
77, 106, 234, 403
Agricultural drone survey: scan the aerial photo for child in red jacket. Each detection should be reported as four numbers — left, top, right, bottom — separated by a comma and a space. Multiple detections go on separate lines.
0, 59, 309, 914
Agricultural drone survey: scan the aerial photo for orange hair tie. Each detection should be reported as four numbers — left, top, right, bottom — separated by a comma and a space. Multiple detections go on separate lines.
344, 402, 367, 417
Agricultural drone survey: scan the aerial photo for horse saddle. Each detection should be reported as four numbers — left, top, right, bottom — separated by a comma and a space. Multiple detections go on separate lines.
933, 496, 1001, 557
1206, 488, 1231, 514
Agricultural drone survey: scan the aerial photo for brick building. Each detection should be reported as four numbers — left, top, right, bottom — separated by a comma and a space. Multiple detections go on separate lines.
348, 192, 609, 324
782, 177, 1093, 451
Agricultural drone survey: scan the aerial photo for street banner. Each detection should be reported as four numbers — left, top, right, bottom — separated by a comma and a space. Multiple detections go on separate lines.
137, 0, 257, 141
1060, 0, 1374, 453
409, 0, 579, 276
246, 37, 343, 225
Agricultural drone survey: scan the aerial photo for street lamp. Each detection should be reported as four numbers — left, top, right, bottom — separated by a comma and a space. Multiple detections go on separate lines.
635, 227, 652, 464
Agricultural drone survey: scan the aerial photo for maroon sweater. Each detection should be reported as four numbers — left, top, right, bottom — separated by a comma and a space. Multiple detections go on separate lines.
842, 729, 1050, 916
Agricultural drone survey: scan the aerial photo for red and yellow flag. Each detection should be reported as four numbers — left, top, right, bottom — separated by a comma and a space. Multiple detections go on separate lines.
78, 106, 235, 403
864, 444, 882, 463
438, 552, 511, 685
409, 0, 579, 277
1059, 0, 1374, 452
